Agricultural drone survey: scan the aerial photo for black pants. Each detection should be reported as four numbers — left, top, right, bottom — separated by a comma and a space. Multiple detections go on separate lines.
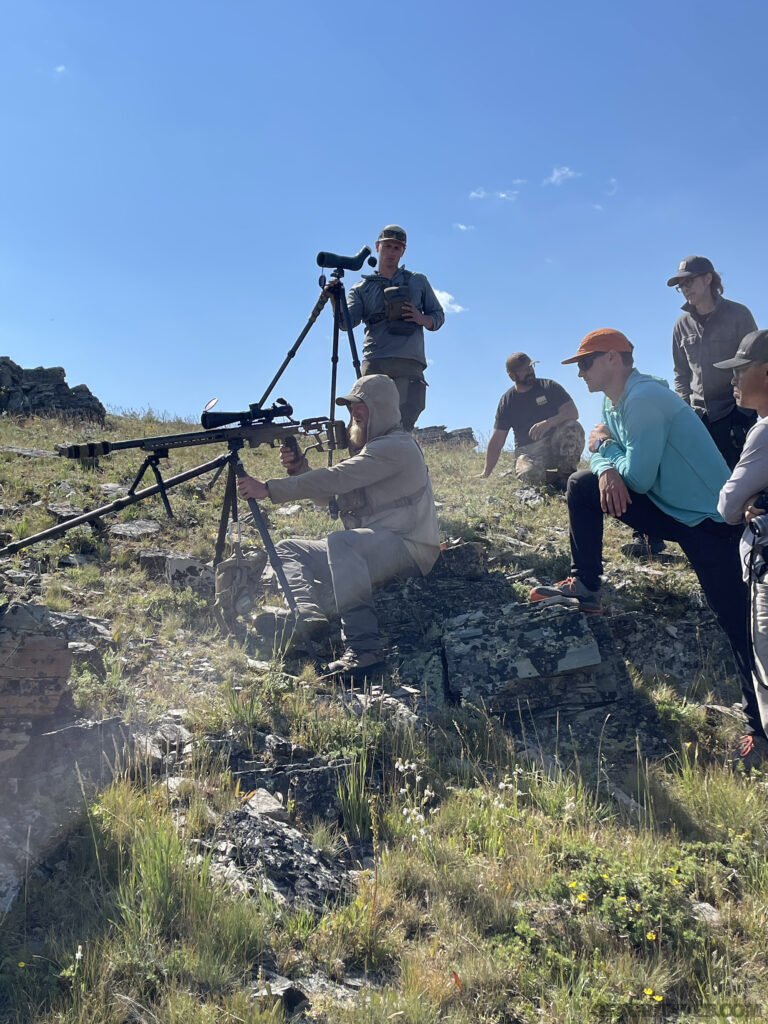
702, 406, 757, 471
567, 470, 759, 733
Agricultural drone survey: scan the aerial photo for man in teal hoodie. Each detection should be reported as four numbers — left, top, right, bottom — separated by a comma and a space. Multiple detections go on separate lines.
530, 328, 750, 691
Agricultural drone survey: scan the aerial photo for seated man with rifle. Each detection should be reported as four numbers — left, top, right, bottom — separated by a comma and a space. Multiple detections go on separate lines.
237, 374, 441, 675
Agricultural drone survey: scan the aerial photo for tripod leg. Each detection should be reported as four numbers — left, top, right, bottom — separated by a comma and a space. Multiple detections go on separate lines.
336, 283, 362, 379
214, 458, 238, 565
233, 461, 317, 656
329, 304, 341, 440
253, 288, 331, 412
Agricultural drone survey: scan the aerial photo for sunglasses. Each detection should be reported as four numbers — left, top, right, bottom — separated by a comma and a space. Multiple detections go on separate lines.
576, 351, 608, 372
675, 276, 701, 293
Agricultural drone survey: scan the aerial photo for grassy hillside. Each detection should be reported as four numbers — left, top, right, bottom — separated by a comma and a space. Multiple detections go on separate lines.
1, 409, 767, 1024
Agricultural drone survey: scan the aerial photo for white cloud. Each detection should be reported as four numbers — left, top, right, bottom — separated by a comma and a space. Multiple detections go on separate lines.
453, 223, 475, 231
469, 185, 521, 200
435, 289, 466, 314
592, 203, 604, 212
606, 177, 618, 196
510, 178, 527, 185
54, 65, 67, 73
542, 165, 580, 186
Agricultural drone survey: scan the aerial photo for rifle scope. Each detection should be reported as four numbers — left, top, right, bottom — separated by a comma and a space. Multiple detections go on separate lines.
316, 246, 376, 272
200, 398, 294, 431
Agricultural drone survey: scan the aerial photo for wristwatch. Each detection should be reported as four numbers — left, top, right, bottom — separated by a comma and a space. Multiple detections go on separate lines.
594, 436, 610, 452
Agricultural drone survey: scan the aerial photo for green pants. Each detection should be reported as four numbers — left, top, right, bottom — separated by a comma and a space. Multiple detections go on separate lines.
361, 357, 426, 431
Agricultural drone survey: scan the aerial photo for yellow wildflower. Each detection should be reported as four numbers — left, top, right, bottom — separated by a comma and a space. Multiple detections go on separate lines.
653, 995, 663, 1002
568, 881, 577, 888
646, 930, 657, 940
644, 987, 654, 996
577, 892, 588, 901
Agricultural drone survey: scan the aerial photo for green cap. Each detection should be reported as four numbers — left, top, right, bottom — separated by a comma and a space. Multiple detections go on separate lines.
377, 224, 407, 244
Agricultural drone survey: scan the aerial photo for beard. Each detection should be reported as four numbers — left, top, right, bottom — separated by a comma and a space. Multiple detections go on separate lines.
348, 420, 368, 453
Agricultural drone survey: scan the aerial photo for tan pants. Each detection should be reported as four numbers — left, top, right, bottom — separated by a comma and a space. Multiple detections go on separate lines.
514, 420, 586, 487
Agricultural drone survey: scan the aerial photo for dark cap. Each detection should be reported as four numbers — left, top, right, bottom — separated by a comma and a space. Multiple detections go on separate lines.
713, 329, 768, 370
377, 224, 407, 245
667, 255, 715, 287
562, 328, 634, 364
505, 352, 536, 374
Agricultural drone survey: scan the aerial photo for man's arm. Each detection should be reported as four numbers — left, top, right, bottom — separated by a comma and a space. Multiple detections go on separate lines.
718, 422, 768, 524
672, 327, 692, 404
476, 428, 510, 477
264, 442, 408, 504
528, 399, 579, 442
588, 391, 669, 495
340, 279, 365, 330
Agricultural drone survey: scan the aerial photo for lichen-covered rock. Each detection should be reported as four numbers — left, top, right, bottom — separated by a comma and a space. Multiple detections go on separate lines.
214, 808, 350, 913
442, 602, 603, 705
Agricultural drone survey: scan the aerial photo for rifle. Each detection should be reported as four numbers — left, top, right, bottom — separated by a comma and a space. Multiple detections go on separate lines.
0, 400, 348, 565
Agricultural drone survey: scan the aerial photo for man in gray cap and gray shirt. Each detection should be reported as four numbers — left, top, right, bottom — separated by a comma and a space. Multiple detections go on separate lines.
623, 255, 759, 561
344, 224, 445, 430
668, 254, 757, 469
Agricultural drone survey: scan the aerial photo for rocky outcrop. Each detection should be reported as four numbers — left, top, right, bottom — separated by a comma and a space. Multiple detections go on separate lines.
0, 357, 106, 421
413, 424, 476, 445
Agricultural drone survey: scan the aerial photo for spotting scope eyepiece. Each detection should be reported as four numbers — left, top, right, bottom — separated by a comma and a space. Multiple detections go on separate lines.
316, 246, 373, 272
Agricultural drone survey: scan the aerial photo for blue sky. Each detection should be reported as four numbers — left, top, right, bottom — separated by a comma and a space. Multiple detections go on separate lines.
2, 0, 767, 446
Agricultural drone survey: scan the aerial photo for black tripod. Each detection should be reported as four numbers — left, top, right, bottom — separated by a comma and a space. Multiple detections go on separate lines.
253, 246, 376, 460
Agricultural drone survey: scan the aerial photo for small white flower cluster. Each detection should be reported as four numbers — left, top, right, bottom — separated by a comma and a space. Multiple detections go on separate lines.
498, 779, 525, 796
402, 805, 430, 842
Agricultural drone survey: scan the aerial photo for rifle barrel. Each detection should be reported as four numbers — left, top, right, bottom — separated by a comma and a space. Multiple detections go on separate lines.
56, 418, 345, 460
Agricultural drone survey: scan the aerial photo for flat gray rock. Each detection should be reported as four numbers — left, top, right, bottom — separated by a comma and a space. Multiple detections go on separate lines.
110, 519, 161, 538
443, 602, 602, 704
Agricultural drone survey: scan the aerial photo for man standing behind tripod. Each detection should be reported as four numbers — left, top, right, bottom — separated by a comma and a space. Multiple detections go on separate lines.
344, 224, 444, 430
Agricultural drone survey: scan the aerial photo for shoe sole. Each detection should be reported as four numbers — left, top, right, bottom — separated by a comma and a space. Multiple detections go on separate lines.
530, 593, 603, 614
323, 660, 385, 678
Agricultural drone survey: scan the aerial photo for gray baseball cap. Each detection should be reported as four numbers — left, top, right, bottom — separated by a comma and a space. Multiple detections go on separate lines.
713, 329, 768, 370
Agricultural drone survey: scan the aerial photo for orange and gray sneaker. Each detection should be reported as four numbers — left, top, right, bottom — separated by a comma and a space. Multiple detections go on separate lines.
730, 733, 768, 772
529, 577, 602, 613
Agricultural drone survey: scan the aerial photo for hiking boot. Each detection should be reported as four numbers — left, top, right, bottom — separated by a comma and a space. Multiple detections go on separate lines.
253, 604, 330, 641
325, 647, 386, 677
529, 577, 602, 613
621, 532, 666, 559
729, 733, 768, 772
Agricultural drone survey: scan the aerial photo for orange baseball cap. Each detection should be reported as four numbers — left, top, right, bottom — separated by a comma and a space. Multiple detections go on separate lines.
561, 328, 634, 364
